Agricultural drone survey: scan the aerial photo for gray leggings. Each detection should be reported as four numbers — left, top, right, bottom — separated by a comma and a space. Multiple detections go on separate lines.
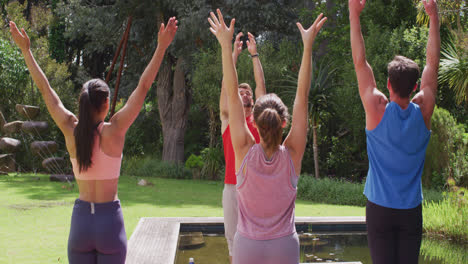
222, 184, 238, 256
233, 232, 299, 264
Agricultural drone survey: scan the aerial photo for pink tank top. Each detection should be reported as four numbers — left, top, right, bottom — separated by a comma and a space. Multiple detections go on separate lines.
70, 123, 122, 180
236, 144, 298, 240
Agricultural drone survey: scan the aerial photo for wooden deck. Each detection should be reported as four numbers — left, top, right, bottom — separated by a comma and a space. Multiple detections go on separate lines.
126, 218, 180, 264
126, 217, 366, 264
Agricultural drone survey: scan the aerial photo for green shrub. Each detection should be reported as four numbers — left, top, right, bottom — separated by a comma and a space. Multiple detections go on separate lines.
298, 176, 367, 206
185, 154, 204, 180
185, 154, 204, 170
298, 176, 444, 207
122, 156, 191, 179
423, 188, 444, 203
423, 187, 468, 243
201, 146, 224, 181
423, 107, 468, 189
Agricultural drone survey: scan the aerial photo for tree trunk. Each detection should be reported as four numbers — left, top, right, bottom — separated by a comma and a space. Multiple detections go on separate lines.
312, 121, 320, 179
157, 56, 190, 163
208, 108, 217, 148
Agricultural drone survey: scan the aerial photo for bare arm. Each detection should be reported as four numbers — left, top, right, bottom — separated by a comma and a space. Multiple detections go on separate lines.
209, 9, 254, 169
109, 17, 178, 134
349, 0, 387, 130
246, 32, 266, 99
284, 14, 327, 176
412, 0, 440, 128
10, 22, 76, 136
220, 32, 243, 133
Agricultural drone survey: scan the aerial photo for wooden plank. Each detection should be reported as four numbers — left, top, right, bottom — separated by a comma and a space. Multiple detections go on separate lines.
301, 263, 362, 264
133, 216, 365, 225
126, 218, 180, 264
295, 216, 365, 225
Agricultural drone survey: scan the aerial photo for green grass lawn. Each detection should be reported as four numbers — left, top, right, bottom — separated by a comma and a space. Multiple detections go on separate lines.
0, 173, 364, 264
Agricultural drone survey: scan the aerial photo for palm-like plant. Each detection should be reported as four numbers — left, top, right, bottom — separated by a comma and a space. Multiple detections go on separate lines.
414, 0, 467, 105
280, 61, 336, 178
439, 36, 468, 104
414, 0, 465, 32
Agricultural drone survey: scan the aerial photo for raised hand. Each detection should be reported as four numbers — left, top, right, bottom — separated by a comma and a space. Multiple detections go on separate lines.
208, 9, 235, 48
423, 0, 438, 19
349, 0, 366, 17
297, 13, 327, 47
9, 21, 30, 52
246, 32, 258, 56
158, 17, 178, 50
233, 32, 243, 61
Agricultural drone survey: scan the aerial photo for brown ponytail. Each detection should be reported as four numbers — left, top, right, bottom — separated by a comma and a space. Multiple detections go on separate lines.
74, 79, 110, 172
253, 93, 289, 152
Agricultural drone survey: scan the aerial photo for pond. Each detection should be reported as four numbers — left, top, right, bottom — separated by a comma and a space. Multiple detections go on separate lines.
175, 232, 465, 264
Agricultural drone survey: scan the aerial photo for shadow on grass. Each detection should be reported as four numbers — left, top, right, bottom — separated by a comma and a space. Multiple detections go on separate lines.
0, 173, 77, 202
0, 173, 224, 209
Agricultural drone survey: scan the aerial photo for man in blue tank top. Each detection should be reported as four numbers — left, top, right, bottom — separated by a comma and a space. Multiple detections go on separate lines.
349, 0, 440, 263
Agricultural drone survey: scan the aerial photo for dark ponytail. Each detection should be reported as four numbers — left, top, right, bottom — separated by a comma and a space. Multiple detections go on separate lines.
74, 79, 110, 172
253, 93, 289, 152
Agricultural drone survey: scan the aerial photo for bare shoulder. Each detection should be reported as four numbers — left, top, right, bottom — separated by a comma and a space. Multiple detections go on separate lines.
101, 121, 122, 138
100, 122, 125, 157
411, 90, 435, 129
365, 89, 388, 130
61, 114, 78, 137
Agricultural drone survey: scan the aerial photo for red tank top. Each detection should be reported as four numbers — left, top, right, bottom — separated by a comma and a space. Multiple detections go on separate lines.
222, 115, 260, 184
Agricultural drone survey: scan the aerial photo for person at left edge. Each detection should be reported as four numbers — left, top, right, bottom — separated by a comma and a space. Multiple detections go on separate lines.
9, 17, 178, 264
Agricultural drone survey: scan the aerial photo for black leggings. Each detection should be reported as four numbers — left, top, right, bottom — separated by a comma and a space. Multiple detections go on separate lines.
366, 200, 422, 264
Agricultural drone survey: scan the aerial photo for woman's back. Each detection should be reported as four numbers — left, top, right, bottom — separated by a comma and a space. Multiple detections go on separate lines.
69, 122, 124, 203
236, 144, 298, 240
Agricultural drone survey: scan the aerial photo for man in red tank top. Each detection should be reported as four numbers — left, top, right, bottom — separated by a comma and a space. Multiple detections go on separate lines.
220, 31, 265, 263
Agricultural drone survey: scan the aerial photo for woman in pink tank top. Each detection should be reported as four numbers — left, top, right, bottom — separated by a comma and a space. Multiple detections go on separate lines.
209, 9, 327, 264
10, 18, 178, 264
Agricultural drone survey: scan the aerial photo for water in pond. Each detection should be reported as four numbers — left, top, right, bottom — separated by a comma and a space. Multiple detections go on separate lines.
175, 232, 460, 264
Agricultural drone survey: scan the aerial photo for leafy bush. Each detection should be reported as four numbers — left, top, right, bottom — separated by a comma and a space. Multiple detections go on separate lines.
298, 176, 443, 207
423, 107, 468, 189
201, 146, 224, 181
185, 154, 204, 180
185, 154, 204, 170
423, 187, 467, 243
298, 176, 367, 206
122, 156, 191, 180
0, 38, 29, 118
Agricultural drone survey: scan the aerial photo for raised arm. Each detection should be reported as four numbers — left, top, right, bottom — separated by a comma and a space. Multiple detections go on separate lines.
209, 9, 254, 168
412, 0, 440, 128
349, 0, 387, 129
220, 32, 243, 134
10, 21, 77, 136
109, 17, 178, 134
284, 14, 327, 175
246, 32, 266, 99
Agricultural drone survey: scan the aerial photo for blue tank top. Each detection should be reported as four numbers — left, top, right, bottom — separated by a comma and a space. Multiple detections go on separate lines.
364, 102, 431, 209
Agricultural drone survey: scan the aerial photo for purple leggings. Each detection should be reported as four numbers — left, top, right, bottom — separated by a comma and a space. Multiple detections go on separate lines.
68, 199, 127, 264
